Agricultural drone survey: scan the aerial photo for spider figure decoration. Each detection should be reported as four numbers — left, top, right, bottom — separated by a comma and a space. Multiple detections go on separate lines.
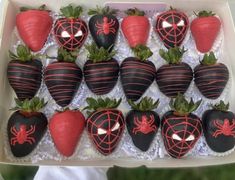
132, 115, 157, 134
212, 119, 235, 138
10, 125, 35, 146
95, 17, 116, 35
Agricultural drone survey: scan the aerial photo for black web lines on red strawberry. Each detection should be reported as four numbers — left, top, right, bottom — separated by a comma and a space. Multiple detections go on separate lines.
156, 46, 193, 98
84, 97, 125, 155
44, 47, 82, 107
53, 4, 88, 51
121, 45, 156, 101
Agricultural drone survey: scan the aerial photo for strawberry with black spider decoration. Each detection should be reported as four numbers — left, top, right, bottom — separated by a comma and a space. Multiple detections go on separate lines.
16, 5, 53, 52
161, 94, 202, 158
194, 52, 229, 99
156, 47, 193, 98
121, 8, 150, 48
44, 48, 82, 107
85, 97, 125, 155
203, 101, 235, 153
120, 45, 156, 101
191, 11, 221, 53
88, 6, 119, 51
126, 97, 160, 151
7, 97, 48, 157
84, 43, 119, 95
49, 109, 85, 157
155, 7, 189, 49
53, 5, 88, 51
7, 45, 42, 101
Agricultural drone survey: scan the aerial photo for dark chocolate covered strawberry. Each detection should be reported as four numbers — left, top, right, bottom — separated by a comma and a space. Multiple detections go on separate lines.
203, 101, 235, 153
161, 94, 202, 158
126, 97, 160, 151
16, 5, 53, 52
120, 45, 156, 101
156, 47, 193, 98
49, 109, 85, 157
7, 97, 48, 157
85, 97, 125, 155
155, 8, 189, 49
194, 52, 229, 99
53, 5, 88, 51
84, 43, 119, 95
88, 6, 119, 51
7, 45, 42, 101
44, 48, 82, 107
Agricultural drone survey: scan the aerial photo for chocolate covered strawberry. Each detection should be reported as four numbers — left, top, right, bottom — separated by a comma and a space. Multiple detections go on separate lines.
121, 45, 156, 101
53, 5, 88, 51
44, 48, 82, 107
7, 98, 48, 157
16, 5, 53, 52
49, 109, 85, 157
126, 97, 160, 151
161, 94, 202, 158
85, 97, 125, 155
191, 11, 221, 53
88, 6, 119, 51
155, 8, 189, 49
194, 52, 229, 99
7, 45, 42, 101
203, 101, 235, 153
156, 47, 193, 98
121, 8, 150, 48
84, 43, 119, 95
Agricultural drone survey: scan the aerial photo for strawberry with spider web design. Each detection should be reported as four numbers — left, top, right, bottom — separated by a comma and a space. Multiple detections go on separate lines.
53, 5, 88, 51
161, 94, 202, 159
85, 97, 125, 155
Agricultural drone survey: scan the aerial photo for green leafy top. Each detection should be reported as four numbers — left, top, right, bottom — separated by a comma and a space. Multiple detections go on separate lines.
132, 45, 153, 61
196, 10, 215, 17
125, 8, 145, 16
9, 45, 36, 62
20, 4, 49, 12
159, 47, 186, 64
84, 97, 122, 115
128, 97, 159, 111
88, 6, 118, 16
86, 43, 116, 63
57, 47, 78, 63
211, 100, 229, 112
11, 97, 47, 113
60, 4, 83, 19
200, 52, 217, 65
169, 94, 201, 116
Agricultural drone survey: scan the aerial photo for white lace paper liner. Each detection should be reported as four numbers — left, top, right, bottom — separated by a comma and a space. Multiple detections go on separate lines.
3, 10, 233, 164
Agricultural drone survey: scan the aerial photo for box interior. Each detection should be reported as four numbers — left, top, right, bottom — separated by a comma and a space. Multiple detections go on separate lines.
1, 0, 235, 167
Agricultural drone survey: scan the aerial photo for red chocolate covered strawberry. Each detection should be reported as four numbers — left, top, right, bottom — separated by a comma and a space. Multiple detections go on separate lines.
49, 109, 85, 157
44, 48, 82, 107
84, 43, 119, 95
7, 45, 42, 101
121, 8, 150, 48
191, 11, 221, 53
85, 97, 125, 155
16, 5, 53, 52
53, 5, 88, 51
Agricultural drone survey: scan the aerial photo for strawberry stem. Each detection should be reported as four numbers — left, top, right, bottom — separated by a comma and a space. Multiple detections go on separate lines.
9, 45, 36, 62
20, 4, 49, 12
125, 8, 145, 16
169, 94, 201, 116
60, 4, 83, 19
200, 52, 218, 65
86, 43, 116, 63
88, 6, 118, 16
57, 47, 78, 63
211, 100, 229, 112
132, 45, 153, 61
128, 97, 159, 111
159, 46, 186, 64
196, 10, 215, 17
